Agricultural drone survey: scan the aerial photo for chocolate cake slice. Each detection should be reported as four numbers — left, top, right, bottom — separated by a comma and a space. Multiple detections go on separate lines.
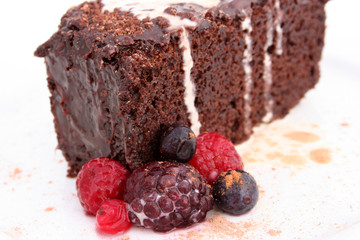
35, 0, 328, 176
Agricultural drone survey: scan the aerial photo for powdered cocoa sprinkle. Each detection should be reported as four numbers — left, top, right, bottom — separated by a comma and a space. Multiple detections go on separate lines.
45, 207, 55, 212
4, 227, 22, 238
224, 170, 242, 189
205, 213, 255, 239
9, 168, 22, 179
284, 131, 320, 143
309, 148, 332, 164
172, 213, 257, 240
268, 229, 282, 236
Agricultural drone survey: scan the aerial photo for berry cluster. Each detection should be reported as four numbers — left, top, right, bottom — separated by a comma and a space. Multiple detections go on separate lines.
75, 125, 258, 235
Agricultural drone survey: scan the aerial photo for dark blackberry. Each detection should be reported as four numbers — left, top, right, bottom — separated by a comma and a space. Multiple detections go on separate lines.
124, 161, 213, 232
160, 125, 196, 163
213, 169, 258, 215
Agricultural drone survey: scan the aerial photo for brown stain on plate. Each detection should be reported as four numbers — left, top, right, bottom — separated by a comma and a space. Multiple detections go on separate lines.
45, 207, 55, 212
4, 227, 22, 238
281, 155, 306, 166
205, 214, 256, 239
268, 229, 282, 236
284, 132, 320, 143
266, 152, 284, 160
171, 213, 257, 240
242, 152, 259, 163
309, 148, 332, 164
9, 168, 22, 179
265, 138, 278, 147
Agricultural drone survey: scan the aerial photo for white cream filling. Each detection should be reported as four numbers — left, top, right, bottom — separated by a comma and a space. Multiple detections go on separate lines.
274, 0, 283, 55
102, 0, 218, 136
262, 0, 284, 123
181, 27, 201, 136
241, 14, 253, 135
262, 8, 275, 123
103, 0, 220, 13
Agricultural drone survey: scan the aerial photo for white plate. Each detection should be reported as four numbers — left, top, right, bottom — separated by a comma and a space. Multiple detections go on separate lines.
0, 0, 359, 239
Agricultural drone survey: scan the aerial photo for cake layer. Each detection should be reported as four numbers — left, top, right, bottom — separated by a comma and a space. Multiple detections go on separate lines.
35, 0, 327, 176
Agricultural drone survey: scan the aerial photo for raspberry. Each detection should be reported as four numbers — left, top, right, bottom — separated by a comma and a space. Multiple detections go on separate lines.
124, 161, 213, 232
160, 125, 196, 163
188, 132, 244, 185
213, 170, 258, 215
76, 157, 130, 215
96, 199, 132, 234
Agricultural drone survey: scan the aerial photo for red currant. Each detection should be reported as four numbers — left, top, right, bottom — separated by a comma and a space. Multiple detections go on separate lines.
96, 199, 132, 234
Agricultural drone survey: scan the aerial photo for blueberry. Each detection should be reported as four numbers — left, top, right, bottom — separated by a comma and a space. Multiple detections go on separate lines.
213, 169, 258, 215
160, 125, 196, 163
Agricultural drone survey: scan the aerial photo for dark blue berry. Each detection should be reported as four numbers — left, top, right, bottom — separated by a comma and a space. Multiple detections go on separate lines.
160, 125, 196, 163
213, 169, 258, 215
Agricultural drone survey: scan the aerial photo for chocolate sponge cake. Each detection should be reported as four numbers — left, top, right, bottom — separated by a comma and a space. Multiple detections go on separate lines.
35, 0, 328, 176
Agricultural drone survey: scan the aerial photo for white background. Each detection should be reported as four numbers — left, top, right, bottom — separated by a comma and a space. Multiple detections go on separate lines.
0, 0, 360, 239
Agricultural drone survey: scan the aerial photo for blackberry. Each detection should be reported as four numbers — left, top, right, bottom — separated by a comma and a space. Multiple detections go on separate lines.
213, 169, 258, 215
160, 125, 196, 163
124, 161, 213, 232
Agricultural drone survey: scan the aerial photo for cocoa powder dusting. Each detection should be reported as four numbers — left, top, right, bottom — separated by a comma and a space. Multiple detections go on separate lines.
281, 155, 306, 166
9, 168, 22, 179
284, 132, 320, 143
4, 227, 22, 238
268, 229, 282, 236
45, 207, 55, 212
172, 213, 257, 240
309, 148, 332, 164
266, 152, 284, 160
205, 213, 256, 239
224, 170, 242, 189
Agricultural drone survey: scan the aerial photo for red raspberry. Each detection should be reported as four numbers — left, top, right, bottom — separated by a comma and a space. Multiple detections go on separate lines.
96, 199, 132, 234
188, 132, 244, 185
76, 157, 130, 215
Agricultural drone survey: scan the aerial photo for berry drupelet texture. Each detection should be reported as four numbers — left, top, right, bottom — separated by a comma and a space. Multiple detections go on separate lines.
76, 157, 130, 215
124, 161, 213, 232
188, 132, 244, 185
213, 169, 258, 215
